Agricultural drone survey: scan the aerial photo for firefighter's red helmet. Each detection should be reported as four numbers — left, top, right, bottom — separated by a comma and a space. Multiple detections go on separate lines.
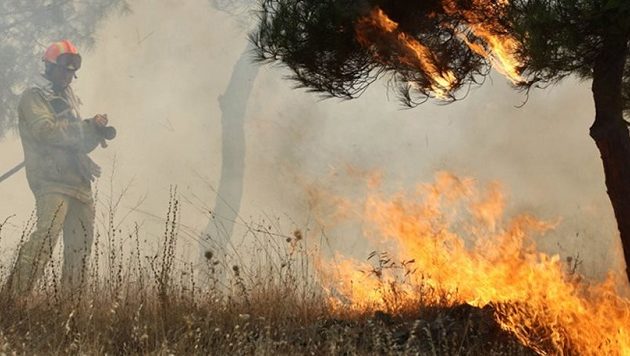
43, 40, 82, 71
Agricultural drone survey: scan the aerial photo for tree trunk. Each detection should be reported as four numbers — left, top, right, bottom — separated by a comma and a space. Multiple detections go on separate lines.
202, 42, 259, 258
589, 34, 630, 281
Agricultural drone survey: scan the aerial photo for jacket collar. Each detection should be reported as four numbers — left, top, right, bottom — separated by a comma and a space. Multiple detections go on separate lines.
33, 75, 82, 119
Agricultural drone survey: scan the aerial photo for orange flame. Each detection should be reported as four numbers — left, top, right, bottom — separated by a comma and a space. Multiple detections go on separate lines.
356, 8, 457, 98
316, 172, 630, 354
355, 4, 524, 98
441, 0, 524, 84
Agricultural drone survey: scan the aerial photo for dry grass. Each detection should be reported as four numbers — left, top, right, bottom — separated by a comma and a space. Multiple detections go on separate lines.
0, 193, 536, 355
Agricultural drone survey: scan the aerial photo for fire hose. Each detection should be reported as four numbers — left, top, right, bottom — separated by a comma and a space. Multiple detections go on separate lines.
0, 161, 25, 183
0, 125, 116, 184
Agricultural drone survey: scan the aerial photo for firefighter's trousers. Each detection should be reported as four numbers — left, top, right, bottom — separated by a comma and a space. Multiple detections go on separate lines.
9, 193, 94, 295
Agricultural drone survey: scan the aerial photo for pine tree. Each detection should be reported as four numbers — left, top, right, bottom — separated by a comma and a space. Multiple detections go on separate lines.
251, 0, 630, 280
202, 0, 259, 263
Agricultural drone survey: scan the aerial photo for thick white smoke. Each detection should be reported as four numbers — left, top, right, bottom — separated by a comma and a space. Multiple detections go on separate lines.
0, 0, 621, 280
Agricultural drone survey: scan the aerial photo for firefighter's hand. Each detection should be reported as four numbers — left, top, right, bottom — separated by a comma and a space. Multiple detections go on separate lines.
93, 114, 108, 127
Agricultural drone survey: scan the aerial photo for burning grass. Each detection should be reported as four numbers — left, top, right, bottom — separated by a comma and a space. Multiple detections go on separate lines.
0, 173, 627, 354
0, 223, 532, 354
314, 172, 630, 354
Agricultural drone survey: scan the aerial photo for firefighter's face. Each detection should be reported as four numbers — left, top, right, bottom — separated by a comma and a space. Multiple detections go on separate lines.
49, 65, 75, 89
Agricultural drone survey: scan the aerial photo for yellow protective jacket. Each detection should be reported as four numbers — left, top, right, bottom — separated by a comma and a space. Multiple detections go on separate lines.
18, 85, 103, 203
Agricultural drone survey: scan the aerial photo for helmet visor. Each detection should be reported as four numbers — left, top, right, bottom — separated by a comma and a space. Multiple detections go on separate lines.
56, 53, 82, 71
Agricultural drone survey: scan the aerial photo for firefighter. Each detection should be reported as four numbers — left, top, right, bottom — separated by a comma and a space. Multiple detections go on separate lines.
7, 40, 114, 295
